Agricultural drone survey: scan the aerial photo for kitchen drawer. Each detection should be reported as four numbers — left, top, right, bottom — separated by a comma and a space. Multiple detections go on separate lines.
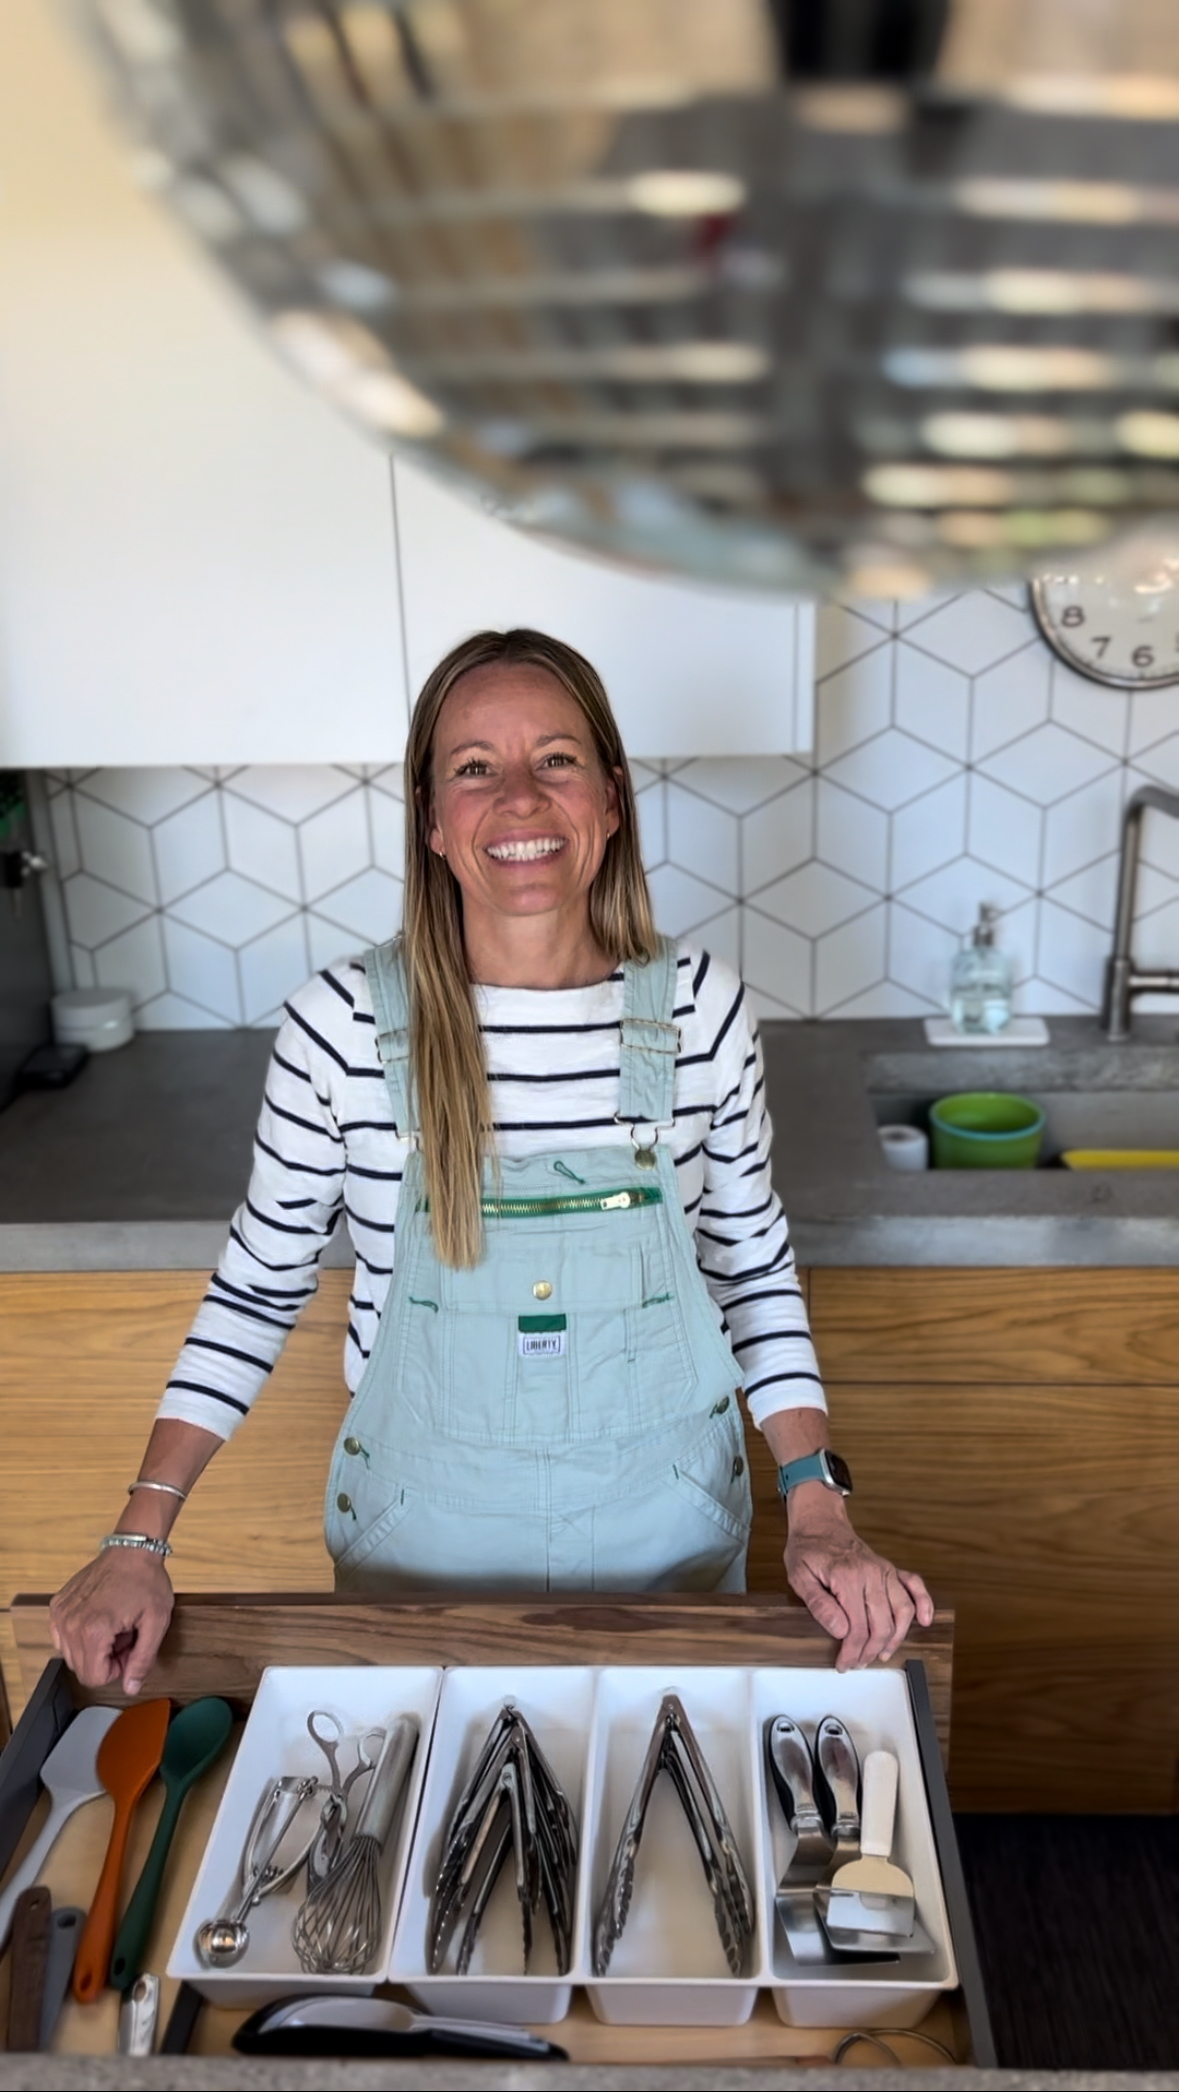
0, 1596, 993, 2071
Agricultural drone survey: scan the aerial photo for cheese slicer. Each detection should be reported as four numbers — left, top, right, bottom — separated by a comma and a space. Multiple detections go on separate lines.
814, 1749, 914, 1939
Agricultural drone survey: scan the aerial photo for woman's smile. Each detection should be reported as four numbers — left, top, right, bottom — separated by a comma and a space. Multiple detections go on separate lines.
485, 835, 567, 864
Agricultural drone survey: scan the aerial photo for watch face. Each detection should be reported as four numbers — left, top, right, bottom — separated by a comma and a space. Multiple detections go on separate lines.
1030, 523, 1179, 689
826, 1452, 853, 1495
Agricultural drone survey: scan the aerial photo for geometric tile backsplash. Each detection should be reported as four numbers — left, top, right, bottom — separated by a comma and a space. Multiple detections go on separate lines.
42, 585, 1179, 1028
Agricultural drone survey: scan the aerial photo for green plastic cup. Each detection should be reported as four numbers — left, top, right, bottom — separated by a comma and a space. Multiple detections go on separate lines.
929, 1092, 1044, 1170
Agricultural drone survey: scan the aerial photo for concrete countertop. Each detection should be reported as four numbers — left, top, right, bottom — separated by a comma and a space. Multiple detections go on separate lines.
0, 1017, 1175, 1272
0, 2062, 1174, 2090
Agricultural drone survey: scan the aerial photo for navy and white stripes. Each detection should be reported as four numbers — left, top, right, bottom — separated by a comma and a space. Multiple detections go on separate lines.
158, 942, 825, 1437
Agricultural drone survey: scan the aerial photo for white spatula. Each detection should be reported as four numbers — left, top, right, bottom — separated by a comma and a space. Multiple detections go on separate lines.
0, 1707, 120, 1952
813, 1749, 914, 1939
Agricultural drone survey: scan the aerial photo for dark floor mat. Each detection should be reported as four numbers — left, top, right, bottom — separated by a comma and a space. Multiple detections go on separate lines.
954, 1813, 1179, 2070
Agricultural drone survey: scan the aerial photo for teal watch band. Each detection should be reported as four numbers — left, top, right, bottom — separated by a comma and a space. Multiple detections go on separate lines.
777, 1450, 853, 1499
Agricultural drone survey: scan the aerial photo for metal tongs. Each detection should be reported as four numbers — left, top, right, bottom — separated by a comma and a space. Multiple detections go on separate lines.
428, 1704, 578, 1977
592, 1692, 755, 1978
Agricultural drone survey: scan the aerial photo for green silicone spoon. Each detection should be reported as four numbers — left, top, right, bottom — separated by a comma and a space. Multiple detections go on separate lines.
109, 1698, 234, 1993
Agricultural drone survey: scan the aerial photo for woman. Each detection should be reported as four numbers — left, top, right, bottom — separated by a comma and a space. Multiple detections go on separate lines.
51, 629, 932, 1691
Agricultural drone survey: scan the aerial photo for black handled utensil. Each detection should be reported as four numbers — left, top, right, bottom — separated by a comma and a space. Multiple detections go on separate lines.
233, 1996, 568, 2059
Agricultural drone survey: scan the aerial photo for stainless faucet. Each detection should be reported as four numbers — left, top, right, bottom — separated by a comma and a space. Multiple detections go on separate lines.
1101, 785, 1179, 1040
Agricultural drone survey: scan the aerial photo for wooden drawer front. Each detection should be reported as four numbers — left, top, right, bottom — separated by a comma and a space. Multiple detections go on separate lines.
809, 1269, 1179, 1385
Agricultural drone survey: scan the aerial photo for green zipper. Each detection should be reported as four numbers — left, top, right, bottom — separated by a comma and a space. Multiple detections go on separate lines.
417, 1186, 663, 1218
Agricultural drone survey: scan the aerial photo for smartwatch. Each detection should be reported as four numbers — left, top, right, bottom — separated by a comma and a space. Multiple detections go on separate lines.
777, 1450, 853, 1500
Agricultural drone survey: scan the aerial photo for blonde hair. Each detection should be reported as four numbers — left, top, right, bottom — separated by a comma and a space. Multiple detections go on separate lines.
402, 629, 657, 1269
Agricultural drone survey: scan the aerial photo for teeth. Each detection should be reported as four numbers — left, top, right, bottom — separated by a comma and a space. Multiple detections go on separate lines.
486, 838, 565, 861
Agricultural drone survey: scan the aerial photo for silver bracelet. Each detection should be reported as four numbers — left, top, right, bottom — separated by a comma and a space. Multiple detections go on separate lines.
100, 1532, 173, 1559
128, 1479, 187, 1502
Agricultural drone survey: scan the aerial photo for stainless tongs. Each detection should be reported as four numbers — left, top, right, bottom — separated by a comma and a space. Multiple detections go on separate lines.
428, 1704, 578, 1977
592, 1692, 755, 1978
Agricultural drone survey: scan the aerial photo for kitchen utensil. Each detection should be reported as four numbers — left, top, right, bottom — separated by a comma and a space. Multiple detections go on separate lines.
73, 1697, 171, 2003
766, 1716, 835, 1967
767, 1717, 833, 1883
233, 1995, 568, 2060
816, 1750, 914, 1939
117, 1972, 160, 2056
814, 1898, 937, 1958
39, 1907, 84, 2051
6, 1885, 52, 2050
767, 1714, 904, 1967
293, 1715, 418, 1975
0, 1707, 120, 1953
159, 1982, 204, 2055
592, 1691, 754, 1979
814, 1717, 862, 1872
428, 1702, 578, 1979
195, 1774, 321, 1968
929, 1091, 1044, 1170
305, 1710, 386, 1885
109, 1697, 233, 1992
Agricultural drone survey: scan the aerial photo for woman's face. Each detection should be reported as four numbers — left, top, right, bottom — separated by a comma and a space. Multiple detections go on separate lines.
427, 663, 620, 941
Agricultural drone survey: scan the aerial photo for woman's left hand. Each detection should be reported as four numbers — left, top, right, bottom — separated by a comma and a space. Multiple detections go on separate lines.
785, 1510, 935, 1671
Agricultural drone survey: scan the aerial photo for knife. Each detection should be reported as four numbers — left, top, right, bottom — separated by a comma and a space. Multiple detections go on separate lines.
233, 1996, 568, 2060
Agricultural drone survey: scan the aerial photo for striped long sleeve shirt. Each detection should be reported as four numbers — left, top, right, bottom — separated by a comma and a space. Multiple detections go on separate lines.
157, 942, 825, 1438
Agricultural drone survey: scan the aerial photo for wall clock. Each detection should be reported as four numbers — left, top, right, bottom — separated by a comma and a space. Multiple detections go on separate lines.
1029, 523, 1179, 689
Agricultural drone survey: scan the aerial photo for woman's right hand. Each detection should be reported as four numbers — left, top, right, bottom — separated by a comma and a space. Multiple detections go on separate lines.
49, 1550, 174, 1695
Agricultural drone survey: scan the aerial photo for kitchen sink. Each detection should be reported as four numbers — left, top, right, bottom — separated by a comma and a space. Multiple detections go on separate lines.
863, 1035, 1179, 1166
868, 1088, 1179, 1159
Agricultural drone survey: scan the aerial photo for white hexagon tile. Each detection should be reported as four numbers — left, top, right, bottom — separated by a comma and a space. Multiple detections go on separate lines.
42, 585, 1179, 1027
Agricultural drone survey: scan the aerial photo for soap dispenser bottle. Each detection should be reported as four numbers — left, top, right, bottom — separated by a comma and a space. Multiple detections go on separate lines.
950, 904, 1013, 1034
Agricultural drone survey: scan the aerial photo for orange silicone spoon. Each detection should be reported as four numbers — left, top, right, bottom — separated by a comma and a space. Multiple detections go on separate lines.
72, 1698, 170, 2003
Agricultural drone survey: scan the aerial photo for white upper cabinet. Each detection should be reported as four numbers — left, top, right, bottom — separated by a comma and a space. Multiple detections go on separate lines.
394, 462, 815, 759
0, 1, 407, 769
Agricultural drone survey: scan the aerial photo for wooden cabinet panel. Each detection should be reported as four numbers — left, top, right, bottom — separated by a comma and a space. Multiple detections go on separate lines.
0, 1271, 351, 1626
746, 1364, 1179, 1811
809, 1268, 1179, 1386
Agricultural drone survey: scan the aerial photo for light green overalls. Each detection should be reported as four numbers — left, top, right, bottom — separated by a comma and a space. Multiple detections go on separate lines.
324, 935, 754, 1594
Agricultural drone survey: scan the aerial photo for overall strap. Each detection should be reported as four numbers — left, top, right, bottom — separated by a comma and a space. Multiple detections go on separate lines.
618, 935, 680, 1127
363, 938, 417, 1139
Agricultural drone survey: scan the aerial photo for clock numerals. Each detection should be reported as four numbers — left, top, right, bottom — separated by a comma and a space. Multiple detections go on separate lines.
1061, 605, 1085, 628
1132, 645, 1155, 670
1091, 635, 1110, 658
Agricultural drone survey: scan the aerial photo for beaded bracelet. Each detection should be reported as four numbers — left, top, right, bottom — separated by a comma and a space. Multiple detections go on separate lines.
100, 1532, 173, 1559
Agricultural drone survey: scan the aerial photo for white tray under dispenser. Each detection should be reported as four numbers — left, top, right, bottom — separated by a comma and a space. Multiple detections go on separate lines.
752, 1666, 958, 2030
581, 1667, 762, 2026
168, 1665, 443, 2007
389, 1665, 595, 2024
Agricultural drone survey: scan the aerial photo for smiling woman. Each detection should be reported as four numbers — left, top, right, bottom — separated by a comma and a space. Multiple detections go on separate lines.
49, 629, 933, 1691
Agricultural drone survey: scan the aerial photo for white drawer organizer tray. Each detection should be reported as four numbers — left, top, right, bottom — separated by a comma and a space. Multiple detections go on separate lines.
751, 1665, 957, 2031
389, 1664, 595, 2025
168, 1666, 443, 2008
394, 1661, 957, 2030
170, 1662, 956, 2027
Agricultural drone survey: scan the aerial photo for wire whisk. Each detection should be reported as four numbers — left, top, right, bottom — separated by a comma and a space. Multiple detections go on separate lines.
293, 1715, 419, 1976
